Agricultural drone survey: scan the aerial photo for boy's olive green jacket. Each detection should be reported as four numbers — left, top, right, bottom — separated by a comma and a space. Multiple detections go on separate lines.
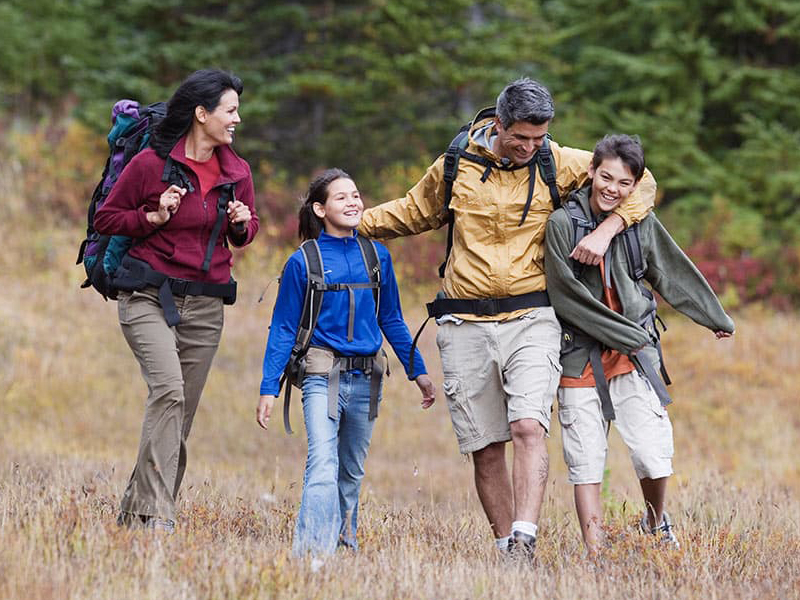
544, 185, 735, 377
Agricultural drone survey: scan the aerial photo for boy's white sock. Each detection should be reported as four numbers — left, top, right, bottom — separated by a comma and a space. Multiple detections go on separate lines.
511, 520, 538, 539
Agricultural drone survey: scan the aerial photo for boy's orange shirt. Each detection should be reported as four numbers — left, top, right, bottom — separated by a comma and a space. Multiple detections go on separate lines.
560, 257, 636, 388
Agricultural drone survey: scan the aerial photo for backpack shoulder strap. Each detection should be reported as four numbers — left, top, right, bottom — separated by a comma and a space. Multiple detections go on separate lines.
296, 239, 326, 351
439, 128, 470, 278
619, 223, 645, 281
536, 135, 561, 209
356, 236, 381, 316
564, 198, 595, 279
281, 239, 325, 434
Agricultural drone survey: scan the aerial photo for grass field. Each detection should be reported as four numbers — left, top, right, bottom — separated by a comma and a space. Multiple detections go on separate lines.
1, 211, 799, 599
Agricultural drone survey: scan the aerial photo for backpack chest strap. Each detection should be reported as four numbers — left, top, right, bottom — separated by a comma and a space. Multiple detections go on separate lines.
316, 281, 380, 342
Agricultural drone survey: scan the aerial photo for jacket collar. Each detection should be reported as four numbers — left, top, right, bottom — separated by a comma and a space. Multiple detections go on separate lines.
318, 230, 358, 243
168, 136, 249, 184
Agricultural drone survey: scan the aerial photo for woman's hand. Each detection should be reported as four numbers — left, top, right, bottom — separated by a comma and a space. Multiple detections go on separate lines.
256, 395, 276, 430
415, 374, 436, 409
148, 184, 186, 226
227, 200, 251, 233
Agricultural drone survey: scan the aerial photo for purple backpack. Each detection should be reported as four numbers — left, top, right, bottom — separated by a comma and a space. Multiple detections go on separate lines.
76, 100, 167, 299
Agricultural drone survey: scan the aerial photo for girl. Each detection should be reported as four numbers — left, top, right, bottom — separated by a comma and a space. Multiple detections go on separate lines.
257, 168, 435, 556
95, 69, 259, 532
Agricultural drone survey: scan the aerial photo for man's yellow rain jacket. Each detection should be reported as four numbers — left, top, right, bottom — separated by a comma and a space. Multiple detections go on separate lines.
359, 111, 656, 319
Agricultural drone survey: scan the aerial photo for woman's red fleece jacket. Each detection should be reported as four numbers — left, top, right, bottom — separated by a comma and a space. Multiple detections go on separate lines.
94, 136, 259, 284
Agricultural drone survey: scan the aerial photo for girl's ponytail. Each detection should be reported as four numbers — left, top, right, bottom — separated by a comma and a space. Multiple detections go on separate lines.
297, 168, 352, 241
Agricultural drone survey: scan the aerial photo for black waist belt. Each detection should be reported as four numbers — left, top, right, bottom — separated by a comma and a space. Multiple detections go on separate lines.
114, 255, 237, 327
426, 290, 551, 318
282, 350, 389, 435
409, 290, 552, 374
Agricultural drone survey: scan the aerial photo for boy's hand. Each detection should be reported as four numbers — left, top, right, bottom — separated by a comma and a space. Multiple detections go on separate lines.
256, 395, 276, 430
415, 374, 436, 409
714, 330, 733, 339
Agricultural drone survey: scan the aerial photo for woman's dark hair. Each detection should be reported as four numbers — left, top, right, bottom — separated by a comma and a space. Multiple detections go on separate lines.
298, 168, 353, 240
151, 68, 244, 158
591, 134, 646, 182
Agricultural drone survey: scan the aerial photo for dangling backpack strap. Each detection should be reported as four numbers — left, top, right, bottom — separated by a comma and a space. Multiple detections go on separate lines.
588, 345, 616, 421
281, 373, 294, 435
631, 350, 673, 408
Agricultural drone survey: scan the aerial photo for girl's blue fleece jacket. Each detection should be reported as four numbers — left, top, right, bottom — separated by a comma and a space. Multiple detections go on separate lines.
260, 231, 427, 396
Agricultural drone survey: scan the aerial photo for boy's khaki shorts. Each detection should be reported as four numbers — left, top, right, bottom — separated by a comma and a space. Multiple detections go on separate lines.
557, 370, 674, 485
436, 308, 562, 454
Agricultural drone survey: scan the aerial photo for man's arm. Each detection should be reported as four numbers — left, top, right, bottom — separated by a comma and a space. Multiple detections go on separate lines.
554, 143, 657, 264
572, 168, 657, 265
358, 155, 449, 239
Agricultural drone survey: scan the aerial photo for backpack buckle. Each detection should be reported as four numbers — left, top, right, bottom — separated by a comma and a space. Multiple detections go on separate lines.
169, 278, 191, 296
474, 298, 498, 316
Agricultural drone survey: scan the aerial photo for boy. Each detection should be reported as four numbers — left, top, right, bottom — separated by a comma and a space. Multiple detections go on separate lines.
544, 134, 734, 553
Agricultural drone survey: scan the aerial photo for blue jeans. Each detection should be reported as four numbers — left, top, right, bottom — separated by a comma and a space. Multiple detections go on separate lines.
293, 371, 379, 556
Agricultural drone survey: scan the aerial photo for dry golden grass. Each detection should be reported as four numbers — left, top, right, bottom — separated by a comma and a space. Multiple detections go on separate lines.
1, 179, 799, 598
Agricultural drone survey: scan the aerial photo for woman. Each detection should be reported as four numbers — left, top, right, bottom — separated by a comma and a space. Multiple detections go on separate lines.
257, 169, 435, 557
94, 69, 259, 532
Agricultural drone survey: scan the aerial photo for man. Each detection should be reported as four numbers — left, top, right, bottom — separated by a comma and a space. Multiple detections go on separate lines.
359, 78, 656, 556
544, 134, 734, 553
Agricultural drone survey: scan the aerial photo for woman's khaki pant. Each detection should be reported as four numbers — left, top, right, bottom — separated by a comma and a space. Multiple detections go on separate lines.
117, 286, 223, 522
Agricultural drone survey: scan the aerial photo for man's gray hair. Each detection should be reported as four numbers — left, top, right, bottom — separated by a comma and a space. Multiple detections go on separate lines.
495, 77, 555, 128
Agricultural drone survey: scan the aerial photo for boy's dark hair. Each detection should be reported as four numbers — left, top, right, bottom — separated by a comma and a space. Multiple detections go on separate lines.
151, 69, 244, 158
591, 134, 646, 182
495, 77, 555, 128
298, 168, 353, 240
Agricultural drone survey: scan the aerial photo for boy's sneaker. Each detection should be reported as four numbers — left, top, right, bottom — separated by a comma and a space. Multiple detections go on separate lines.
143, 516, 176, 535
507, 530, 536, 560
639, 511, 679, 548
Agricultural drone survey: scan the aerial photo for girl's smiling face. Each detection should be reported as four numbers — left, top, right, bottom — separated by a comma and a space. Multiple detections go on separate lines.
313, 177, 364, 237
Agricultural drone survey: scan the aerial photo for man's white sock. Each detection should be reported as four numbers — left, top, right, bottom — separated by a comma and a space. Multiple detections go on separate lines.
511, 520, 538, 539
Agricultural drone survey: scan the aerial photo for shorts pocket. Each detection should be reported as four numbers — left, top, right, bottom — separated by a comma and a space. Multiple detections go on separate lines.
558, 406, 588, 467
442, 378, 479, 439
647, 388, 668, 418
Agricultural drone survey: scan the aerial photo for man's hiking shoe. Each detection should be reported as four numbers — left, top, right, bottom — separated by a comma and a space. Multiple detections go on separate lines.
639, 511, 679, 548
507, 530, 536, 560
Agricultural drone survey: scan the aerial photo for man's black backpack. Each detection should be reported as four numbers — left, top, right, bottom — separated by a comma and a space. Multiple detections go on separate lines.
438, 106, 562, 277
279, 236, 382, 434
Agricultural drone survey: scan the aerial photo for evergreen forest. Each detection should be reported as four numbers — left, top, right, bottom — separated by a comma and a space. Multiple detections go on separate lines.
2, 0, 799, 305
